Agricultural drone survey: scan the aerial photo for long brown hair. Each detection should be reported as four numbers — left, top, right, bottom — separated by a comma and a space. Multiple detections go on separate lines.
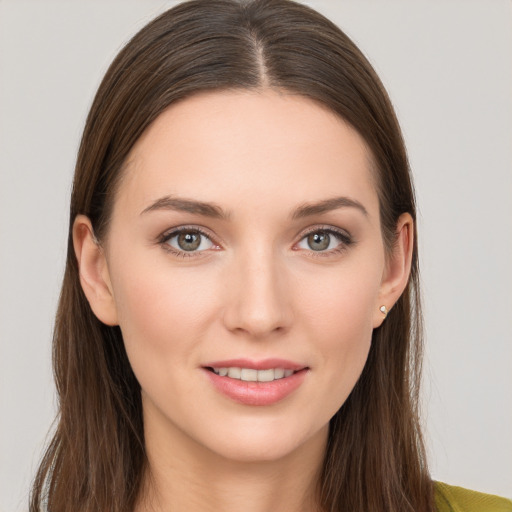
30, 1, 433, 510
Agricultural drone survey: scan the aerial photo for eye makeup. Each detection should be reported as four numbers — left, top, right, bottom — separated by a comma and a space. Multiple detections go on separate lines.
293, 225, 355, 259
158, 226, 220, 259
157, 223, 355, 260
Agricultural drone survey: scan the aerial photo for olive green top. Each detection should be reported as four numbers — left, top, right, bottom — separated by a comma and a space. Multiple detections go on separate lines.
435, 482, 512, 512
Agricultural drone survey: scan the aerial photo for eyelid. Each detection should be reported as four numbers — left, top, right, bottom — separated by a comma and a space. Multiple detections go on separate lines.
159, 224, 216, 241
298, 224, 351, 239
297, 224, 352, 243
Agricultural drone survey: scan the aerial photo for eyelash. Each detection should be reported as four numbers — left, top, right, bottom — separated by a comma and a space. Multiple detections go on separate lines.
158, 225, 354, 258
159, 226, 217, 258
297, 226, 354, 258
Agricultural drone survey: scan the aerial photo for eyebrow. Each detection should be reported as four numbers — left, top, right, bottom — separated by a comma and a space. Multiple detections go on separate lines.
140, 194, 367, 220
140, 196, 229, 219
291, 196, 368, 219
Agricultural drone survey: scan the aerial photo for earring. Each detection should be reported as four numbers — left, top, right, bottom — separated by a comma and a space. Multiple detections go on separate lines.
379, 305, 388, 318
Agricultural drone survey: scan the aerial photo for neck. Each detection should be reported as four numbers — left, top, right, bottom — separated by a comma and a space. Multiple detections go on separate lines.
136, 410, 327, 512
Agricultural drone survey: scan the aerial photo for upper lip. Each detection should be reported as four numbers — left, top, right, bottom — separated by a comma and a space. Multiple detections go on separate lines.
202, 358, 307, 371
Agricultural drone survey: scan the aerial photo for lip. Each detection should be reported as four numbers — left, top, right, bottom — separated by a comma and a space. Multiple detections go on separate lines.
202, 359, 309, 406
203, 358, 305, 371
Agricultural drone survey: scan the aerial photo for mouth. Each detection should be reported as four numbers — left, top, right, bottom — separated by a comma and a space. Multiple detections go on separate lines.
202, 359, 309, 406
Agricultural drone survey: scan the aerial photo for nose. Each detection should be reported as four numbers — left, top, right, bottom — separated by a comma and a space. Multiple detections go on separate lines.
222, 248, 293, 338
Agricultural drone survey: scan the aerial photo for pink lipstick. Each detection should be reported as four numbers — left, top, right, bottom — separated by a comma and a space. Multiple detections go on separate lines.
202, 358, 309, 406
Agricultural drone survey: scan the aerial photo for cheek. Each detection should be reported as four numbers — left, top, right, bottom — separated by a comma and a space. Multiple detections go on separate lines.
107, 250, 220, 379
298, 256, 382, 340
295, 258, 382, 405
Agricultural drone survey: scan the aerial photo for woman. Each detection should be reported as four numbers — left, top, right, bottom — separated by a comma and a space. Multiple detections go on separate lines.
29, 1, 512, 511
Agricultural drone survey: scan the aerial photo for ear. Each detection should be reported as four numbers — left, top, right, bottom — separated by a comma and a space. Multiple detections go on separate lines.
373, 213, 414, 328
72, 215, 118, 326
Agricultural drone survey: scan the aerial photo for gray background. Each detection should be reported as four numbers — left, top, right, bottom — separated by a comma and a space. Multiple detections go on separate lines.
1, 1, 511, 510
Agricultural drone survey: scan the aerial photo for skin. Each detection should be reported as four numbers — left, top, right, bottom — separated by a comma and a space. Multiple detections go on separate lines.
73, 89, 413, 512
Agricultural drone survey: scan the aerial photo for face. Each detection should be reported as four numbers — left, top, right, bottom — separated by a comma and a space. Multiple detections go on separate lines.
78, 90, 406, 464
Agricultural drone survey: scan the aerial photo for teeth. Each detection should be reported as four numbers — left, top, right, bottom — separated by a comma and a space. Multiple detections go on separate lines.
274, 368, 285, 379
227, 367, 241, 379
240, 368, 258, 381
257, 369, 275, 382
212, 367, 297, 382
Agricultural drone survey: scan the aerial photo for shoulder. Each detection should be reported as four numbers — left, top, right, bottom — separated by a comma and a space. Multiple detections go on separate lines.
434, 481, 512, 512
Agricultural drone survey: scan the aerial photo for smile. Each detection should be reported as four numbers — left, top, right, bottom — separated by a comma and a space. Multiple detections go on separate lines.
203, 359, 309, 406
209, 367, 295, 382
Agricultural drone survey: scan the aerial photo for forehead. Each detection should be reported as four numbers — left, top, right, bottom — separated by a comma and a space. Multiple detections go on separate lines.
117, 89, 378, 219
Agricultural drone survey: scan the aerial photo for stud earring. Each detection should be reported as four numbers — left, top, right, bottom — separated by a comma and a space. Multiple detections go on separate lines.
379, 305, 388, 318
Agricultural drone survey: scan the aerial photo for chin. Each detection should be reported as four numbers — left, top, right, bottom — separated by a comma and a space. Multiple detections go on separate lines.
198, 420, 328, 464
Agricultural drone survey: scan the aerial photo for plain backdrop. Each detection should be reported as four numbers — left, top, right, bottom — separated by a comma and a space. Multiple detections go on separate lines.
0, 1, 511, 510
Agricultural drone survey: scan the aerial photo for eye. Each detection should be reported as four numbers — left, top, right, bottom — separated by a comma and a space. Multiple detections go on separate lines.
162, 228, 215, 254
296, 228, 352, 253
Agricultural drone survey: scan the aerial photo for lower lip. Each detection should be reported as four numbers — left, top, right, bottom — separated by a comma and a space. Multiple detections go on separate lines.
203, 368, 308, 406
